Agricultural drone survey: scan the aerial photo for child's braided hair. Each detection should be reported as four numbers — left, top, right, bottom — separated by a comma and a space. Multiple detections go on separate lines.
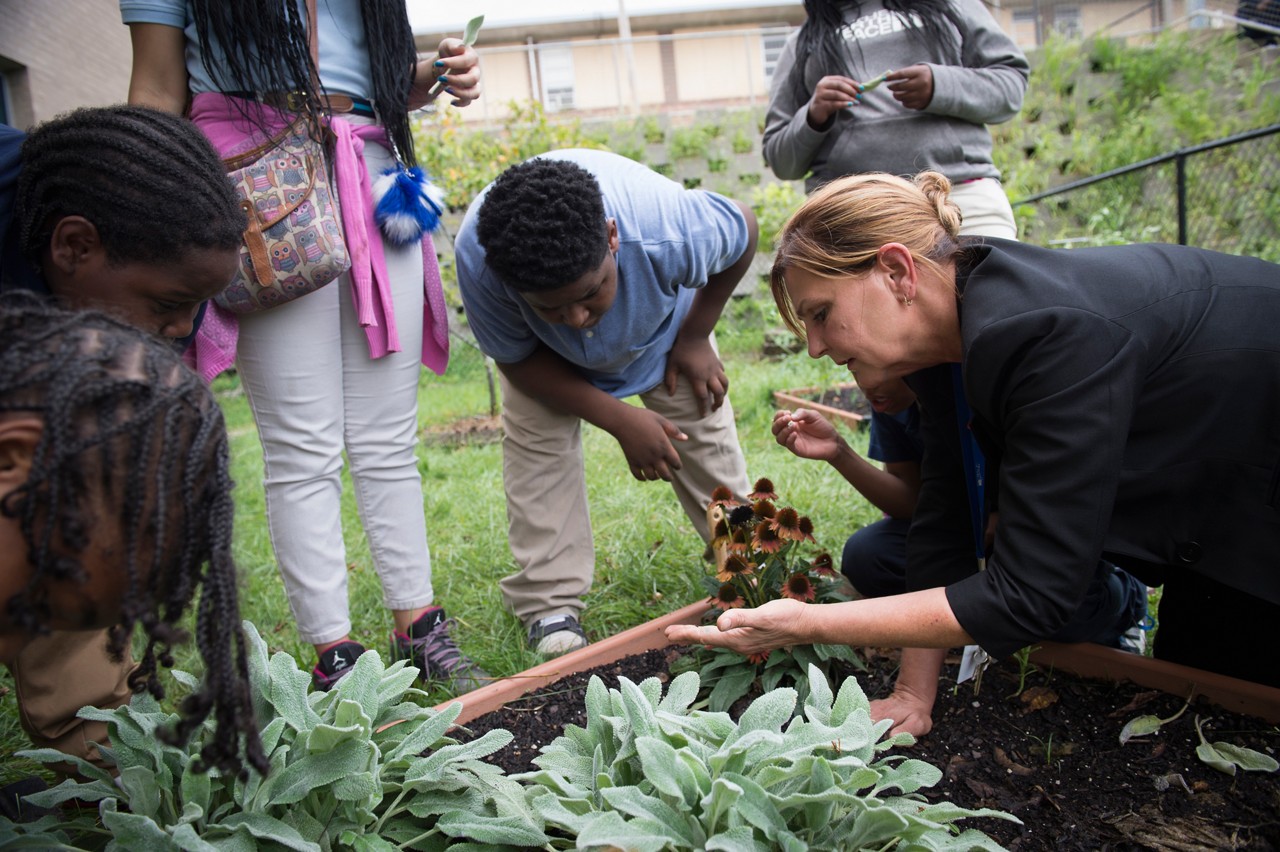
0, 293, 265, 777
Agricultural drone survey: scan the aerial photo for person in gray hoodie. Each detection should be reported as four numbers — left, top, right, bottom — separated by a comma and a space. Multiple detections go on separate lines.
763, 0, 1029, 237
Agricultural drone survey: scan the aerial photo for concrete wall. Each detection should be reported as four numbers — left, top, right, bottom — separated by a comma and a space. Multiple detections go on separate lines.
0, 0, 134, 128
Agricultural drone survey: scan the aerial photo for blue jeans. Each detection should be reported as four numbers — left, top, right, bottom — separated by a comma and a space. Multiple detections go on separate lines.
841, 519, 1147, 648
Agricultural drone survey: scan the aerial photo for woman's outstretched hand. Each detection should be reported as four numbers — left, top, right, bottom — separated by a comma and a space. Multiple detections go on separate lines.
665, 598, 807, 655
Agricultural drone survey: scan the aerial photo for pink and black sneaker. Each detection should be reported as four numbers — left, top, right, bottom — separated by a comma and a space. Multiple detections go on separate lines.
391, 607, 490, 694
312, 640, 366, 691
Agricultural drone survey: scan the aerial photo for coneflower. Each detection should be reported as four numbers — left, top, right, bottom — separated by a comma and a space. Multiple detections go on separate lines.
748, 477, 778, 502
797, 515, 816, 543
717, 552, 754, 582
782, 572, 816, 602
771, 506, 804, 540
751, 499, 777, 520
754, 522, 783, 554
811, 552, 838, 577
713, 583, 745, 609
709, 484, 738, 507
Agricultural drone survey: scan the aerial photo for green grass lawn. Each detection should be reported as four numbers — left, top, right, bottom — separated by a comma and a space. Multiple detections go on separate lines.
0, 292, 881, 784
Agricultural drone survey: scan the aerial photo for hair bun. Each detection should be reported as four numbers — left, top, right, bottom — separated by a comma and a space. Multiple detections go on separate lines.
914, 171, 962, 239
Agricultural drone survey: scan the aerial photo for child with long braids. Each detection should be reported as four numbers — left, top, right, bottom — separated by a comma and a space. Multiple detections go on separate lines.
122, 0, 489, 692
0, 294, 265, 779
763, 0, 1029, 238
0, 104, 245, 783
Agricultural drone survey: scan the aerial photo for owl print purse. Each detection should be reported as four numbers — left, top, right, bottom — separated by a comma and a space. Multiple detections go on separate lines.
213, 118, 351, 314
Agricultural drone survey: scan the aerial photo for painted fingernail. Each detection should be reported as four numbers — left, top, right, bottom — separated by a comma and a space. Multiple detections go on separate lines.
445, 86, 456, 95
847, 101, 854, 107
438, 75, 449, 83
434, 60, 445, 68
857, 85, 865, 92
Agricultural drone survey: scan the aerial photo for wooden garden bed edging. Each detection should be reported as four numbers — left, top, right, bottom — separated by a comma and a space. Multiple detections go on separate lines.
773, 383, 866, 430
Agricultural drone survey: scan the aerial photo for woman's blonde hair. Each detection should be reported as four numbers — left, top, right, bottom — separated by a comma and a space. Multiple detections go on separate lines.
769, 171, 963, 337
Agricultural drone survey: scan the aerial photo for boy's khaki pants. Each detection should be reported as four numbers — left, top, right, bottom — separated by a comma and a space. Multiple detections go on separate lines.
9, 629, 134, 774
497, 367, 751, 626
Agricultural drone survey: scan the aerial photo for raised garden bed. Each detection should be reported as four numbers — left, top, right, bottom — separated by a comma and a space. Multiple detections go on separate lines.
773, 382, 872, 430
447, 606, 1280, 851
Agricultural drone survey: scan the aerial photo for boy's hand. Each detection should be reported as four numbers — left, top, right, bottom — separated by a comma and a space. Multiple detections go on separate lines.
664, 336, 728, 417
613, 407, 687, 482
772, 408, 845, 462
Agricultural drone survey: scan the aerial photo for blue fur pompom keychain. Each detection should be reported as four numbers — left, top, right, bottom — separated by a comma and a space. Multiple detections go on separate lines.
372, 165, 446, 245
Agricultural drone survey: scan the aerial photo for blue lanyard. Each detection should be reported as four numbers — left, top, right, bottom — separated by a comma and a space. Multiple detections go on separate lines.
951, 364, 986, 562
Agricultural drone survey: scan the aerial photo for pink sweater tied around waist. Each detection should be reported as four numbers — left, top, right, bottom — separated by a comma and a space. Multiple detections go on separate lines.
186, 93, 450, 382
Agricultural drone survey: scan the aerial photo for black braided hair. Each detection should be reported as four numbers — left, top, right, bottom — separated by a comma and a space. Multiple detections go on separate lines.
15, 104, 243, 268
789, 0, 962, 104
0, 293, 266, 778
190, 0, 420, 167
474, 158, 610, 293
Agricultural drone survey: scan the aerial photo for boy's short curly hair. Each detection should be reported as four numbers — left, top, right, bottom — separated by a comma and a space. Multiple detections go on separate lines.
474, 158, 610, 292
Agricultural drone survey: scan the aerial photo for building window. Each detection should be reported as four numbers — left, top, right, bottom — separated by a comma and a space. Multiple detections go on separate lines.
1012, 9, 1038, 47
762, 30, 789, 86
538, 45, 575, 112
1052, 6, 1083, 39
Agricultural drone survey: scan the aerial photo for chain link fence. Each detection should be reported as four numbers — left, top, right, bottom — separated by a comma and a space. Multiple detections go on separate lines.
1013, 123, 1280, 260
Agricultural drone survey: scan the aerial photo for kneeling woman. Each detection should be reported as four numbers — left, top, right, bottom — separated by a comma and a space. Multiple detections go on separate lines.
668, 171, 1280, 736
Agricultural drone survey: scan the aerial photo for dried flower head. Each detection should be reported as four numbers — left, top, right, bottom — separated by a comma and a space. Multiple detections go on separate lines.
812, 552, 838, 577
748, 478, 778, 502
782, 572, 816, 602
728, 505, 756, 528
797, 516, 816, 543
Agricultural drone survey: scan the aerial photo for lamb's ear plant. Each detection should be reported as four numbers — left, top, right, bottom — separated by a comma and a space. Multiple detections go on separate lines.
7, 622, 545, 851
1193, 715, 1279, 776
517, 663, 1019, 851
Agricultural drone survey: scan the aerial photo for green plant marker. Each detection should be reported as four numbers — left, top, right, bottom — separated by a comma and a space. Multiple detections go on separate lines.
428, 14, 485, 98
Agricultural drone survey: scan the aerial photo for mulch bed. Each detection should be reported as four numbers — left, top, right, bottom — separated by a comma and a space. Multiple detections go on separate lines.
457, 646, 1280, 851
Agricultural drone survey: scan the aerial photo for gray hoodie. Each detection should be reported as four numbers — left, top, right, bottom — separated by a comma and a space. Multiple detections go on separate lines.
762, 0, 1029, 192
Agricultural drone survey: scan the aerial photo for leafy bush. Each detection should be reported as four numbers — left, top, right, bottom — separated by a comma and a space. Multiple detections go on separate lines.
669, 126, 711, 160
750, 181, 805, 253
518, 665, 1019, 850
8, 623, 543, 851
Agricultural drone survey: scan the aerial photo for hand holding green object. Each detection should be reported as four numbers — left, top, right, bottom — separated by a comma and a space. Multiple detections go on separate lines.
860, 69, 894, 91
428, 15, 485, 99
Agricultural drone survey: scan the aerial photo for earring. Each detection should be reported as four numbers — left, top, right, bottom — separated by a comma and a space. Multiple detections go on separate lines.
903, 297, 914, 307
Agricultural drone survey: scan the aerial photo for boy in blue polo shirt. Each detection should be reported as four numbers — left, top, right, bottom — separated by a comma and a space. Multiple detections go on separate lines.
455, 149, 756, 655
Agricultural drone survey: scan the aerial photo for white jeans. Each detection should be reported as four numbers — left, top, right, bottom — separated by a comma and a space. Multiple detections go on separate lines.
236, 138, 433, 646
950, 177, 1018, 239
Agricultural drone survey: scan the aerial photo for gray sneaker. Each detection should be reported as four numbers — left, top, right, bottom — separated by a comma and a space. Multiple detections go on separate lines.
1117, 623, 1147, 655
528, 614, 588, 656
391, 607, 490, 693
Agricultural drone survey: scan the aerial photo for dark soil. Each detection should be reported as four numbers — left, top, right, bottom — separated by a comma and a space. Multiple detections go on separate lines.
458, 646, 1280, 851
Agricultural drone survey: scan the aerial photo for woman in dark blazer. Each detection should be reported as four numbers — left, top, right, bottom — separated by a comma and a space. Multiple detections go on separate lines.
667, 170, 1280, 736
